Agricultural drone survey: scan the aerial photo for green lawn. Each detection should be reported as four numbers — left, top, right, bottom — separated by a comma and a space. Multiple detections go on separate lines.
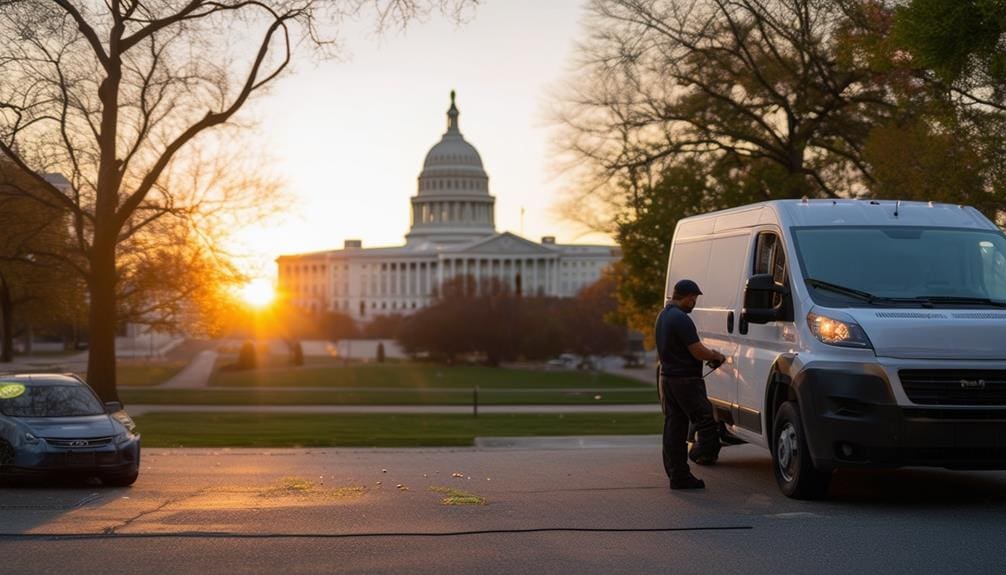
133, 412, 663, 447
115, 360, 189, 387
209, 363, 649, 390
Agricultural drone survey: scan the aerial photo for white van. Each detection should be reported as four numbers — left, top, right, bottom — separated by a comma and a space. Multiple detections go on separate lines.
664, 199, 1006, 499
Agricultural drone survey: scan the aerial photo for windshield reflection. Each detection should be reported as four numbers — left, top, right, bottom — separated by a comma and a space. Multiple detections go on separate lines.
0, 384, 105, 417
793, 227, 1006, 304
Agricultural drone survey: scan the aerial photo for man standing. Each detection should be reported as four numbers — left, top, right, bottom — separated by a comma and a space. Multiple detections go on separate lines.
655, 279, 727, 490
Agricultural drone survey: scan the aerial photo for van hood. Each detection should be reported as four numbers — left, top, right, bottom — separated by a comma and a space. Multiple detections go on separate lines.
847, 309, 1006, 360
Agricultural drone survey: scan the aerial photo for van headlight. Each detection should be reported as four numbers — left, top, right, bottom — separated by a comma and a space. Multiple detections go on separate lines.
807, 311, 873, 349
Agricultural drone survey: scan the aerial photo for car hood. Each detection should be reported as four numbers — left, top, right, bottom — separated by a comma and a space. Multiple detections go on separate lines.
17, 415, 116, 439
847, 309, 1006, 360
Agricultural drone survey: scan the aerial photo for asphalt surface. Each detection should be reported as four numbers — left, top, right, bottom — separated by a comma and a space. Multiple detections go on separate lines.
3, 442, 1006, 574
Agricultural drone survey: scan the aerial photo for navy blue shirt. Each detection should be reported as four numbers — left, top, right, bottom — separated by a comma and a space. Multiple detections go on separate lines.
655, 304, 702, 378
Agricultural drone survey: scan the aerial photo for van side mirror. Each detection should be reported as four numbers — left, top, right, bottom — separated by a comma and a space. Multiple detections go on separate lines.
742, 274, 792, 324
104, 401, 124, 414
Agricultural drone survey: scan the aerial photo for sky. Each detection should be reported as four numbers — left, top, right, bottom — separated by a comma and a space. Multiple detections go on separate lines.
230, 0, 609, 280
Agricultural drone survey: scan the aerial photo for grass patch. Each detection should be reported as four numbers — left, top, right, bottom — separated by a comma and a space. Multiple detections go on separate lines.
116, 360, 188, 387
120, 387, 655, 406
208, 363, 648, 390
132, 412, 662, 448
260, 476, 367, 499
430, 486, 486, 506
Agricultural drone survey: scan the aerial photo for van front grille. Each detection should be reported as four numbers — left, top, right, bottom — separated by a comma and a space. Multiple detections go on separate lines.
900, 370, 1006, 406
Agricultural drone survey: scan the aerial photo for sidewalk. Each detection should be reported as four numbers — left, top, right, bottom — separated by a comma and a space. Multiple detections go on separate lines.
159, 350, 218, 389
125, 403, 662, 416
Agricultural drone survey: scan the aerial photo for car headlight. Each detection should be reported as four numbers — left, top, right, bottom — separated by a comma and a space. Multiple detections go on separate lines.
23, 431, 40, 443
114, 430, 133, 444
807, 311, 873, 349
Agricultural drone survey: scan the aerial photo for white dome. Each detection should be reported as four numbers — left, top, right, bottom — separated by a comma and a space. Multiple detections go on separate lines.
417, 91, 489, 196
422, 138, 484, 172
407, 91, 496, 245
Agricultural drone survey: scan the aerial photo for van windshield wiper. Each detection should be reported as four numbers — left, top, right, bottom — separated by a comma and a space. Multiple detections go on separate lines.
913, 296, 1006, 308
804, 278, 926, 306
804, 278, 880, 302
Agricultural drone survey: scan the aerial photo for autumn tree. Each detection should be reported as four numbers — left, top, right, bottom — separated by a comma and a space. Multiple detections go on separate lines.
397, 276, 622, 365
555, 0, 1006, 334
895, 0, 1006, 112
553, 0, 897, 233
0, 0, 476, 400
558, 271, 627, 359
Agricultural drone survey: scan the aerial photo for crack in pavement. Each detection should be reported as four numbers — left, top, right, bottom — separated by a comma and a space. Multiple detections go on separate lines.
101, 488, 212, 535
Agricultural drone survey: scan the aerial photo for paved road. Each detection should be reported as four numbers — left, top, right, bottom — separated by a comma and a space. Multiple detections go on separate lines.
3, 443, 1006, 574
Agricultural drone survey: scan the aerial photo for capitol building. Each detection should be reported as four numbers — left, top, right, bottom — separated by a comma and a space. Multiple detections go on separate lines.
277, 93, 621, 319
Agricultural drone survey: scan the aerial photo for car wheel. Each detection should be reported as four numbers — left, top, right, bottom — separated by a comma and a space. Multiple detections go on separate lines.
772, 401, 831, 500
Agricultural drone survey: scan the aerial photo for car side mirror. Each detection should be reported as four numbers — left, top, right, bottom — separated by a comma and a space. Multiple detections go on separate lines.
105, 401, 124, 414
742, 274, 792, 325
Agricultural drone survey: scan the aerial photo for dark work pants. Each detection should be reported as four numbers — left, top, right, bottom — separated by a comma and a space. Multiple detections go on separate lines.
661, 376, 719, 481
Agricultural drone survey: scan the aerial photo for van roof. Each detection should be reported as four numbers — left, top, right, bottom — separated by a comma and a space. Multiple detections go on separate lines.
674, 199, 997, 239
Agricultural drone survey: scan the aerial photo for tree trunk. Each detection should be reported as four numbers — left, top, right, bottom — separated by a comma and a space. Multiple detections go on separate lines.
86, 243, 119, 401
0, 277, 12, 363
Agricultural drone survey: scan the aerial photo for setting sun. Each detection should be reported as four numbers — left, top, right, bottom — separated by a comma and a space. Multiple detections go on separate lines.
239, 278, 276, 308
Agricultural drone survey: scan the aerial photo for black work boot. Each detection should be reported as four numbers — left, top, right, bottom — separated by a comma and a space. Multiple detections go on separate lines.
670, 475, 706, 490
688, 446, 719, 466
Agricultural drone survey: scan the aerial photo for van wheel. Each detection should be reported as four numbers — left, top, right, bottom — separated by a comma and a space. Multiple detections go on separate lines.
773, 401, 831, 499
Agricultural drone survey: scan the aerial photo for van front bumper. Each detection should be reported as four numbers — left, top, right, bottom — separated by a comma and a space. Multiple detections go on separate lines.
794, 365, 1006, 471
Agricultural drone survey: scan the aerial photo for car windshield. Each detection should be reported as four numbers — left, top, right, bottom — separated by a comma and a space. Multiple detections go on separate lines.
0, 383, 105, 417
792, 227, 1006, 306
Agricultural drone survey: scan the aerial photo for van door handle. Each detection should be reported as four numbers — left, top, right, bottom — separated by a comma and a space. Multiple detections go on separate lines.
739, 317, 749, 335
727, 311, 735, 334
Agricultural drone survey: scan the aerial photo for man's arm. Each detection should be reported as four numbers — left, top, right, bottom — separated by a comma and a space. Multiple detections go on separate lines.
688, 342, 726, 363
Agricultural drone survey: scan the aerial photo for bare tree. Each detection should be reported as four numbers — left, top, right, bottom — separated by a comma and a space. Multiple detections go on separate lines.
552, 0, 898, 229
0, 0, 477, 400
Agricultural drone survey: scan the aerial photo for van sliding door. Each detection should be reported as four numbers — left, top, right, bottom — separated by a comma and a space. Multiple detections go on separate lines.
693, 233, 748, 411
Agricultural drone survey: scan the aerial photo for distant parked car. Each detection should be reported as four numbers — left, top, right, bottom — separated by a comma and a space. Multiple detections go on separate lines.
0, 374, 140, 486
546, 353, 577, 369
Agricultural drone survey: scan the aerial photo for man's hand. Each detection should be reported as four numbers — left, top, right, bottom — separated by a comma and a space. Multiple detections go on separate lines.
687, 342, 726, 363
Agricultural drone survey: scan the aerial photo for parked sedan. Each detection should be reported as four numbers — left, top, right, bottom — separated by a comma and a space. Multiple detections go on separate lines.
0, 374, 140, 486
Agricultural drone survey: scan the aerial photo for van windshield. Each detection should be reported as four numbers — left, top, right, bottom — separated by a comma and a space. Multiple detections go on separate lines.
792, 227, 1006, 306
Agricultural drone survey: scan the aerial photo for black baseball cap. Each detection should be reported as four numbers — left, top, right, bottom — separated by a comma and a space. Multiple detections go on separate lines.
673, 279, 703, 296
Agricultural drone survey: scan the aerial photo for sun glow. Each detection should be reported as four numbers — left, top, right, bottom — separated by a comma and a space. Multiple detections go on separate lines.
239, 278, 276, 308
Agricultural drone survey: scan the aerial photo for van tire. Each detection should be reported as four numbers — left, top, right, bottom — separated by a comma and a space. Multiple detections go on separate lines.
772, 401, 831, 499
